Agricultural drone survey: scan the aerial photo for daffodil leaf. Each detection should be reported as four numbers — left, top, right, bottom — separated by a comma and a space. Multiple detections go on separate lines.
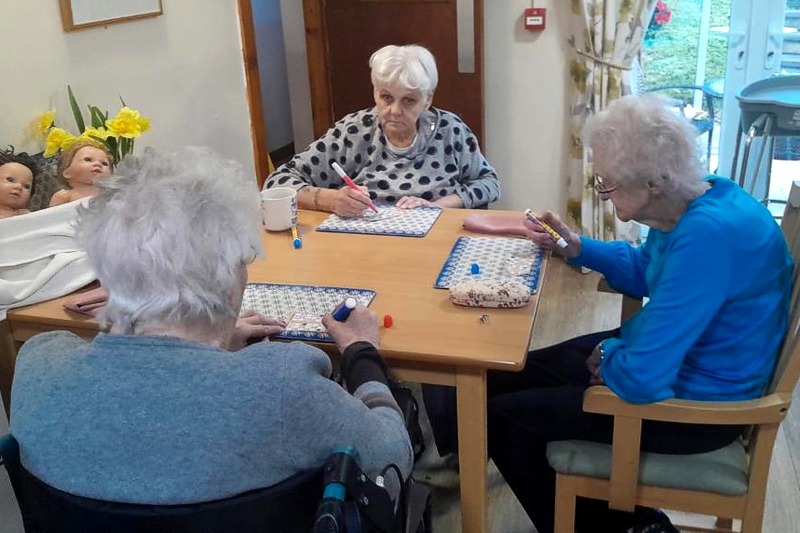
105, 136, 119, 163
67, 85, 86, 134
89, 106, 106, 129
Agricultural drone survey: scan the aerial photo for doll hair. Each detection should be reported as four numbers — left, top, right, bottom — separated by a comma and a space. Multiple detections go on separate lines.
0, 145, 38, 198
56, 139, 115, 188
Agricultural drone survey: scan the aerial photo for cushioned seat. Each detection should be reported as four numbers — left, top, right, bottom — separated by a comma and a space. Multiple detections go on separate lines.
547, 438, 749, 496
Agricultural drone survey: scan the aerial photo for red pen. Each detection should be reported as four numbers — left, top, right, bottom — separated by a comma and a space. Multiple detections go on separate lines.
331, 162, 378, 213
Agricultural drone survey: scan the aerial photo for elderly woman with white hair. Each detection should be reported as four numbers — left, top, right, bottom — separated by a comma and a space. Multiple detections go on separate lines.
264, 44, 500, 216
428, 95, 793, 532
9, 147, 412, 506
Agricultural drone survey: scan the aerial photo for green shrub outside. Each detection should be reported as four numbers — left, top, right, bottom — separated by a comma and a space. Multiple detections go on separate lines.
643, 0, 800, 91
642, 0, 730, 90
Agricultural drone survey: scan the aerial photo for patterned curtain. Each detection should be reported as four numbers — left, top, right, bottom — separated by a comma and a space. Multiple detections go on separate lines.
566, 0, 657, 243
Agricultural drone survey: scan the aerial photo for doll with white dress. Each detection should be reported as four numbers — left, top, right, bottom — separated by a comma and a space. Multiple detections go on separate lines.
49, 140, 114, 207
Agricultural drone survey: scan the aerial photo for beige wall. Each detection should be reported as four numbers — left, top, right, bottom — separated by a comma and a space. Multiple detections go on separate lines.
0, 1, 570, 212
0, 1, 255, 180
484, 1, 571, 212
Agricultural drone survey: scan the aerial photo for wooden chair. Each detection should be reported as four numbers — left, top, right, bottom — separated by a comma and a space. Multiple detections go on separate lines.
547, 181, 800, 533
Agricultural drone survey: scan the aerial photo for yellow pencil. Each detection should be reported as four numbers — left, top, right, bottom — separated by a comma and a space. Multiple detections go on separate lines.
524, 209, 568, 249
291, 225, 302, 249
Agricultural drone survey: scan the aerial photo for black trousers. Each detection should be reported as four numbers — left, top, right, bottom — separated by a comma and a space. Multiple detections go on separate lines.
422, 330, 743, 533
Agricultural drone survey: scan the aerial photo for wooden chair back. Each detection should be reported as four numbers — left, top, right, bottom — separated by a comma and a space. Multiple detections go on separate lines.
771, 181, 800, 396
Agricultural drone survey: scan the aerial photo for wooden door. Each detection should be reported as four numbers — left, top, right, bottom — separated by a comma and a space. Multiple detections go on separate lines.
303, 0, 485, 144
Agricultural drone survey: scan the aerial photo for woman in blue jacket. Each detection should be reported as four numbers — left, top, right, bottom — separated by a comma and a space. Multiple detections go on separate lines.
430, 95, 792, 533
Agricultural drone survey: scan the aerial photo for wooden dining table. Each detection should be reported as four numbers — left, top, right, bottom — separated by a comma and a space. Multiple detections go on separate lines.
0, 207, 551, 533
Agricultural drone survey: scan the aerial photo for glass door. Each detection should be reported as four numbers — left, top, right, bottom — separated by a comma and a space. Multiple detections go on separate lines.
640, 0, 796, 199
718, 0, 795, 180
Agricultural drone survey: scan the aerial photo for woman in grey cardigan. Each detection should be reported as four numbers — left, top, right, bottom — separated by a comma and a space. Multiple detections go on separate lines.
10, 147, 412, 505
264, 44, 501, 217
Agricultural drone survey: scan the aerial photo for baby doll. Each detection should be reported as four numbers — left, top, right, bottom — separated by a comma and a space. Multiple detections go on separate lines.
49, 140, 114, 207
0, 146, 37, 220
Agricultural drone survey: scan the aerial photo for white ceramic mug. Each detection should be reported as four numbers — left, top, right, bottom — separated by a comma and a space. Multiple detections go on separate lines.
261, 187, 298, 231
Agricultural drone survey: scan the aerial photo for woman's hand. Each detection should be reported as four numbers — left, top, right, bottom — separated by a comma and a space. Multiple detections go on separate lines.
395, 196, 434, 209
522, 211, 582, 259
586, 342, 605, 385
330, 186, 373, 217
322, 304, 380, 353
229, 310, 286, 351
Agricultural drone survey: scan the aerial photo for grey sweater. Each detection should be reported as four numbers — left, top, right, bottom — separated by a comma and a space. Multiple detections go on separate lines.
264, 107, 501, 208
10, 332, 412, 504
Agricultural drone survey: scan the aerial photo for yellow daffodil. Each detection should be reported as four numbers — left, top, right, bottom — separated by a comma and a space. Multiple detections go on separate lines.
43, 128, 78, 157
81, 127, 111, 140
34, 86, 151, 161
36, 111, 56, 138
22, 110, 57, 146
105, 107, 151, 139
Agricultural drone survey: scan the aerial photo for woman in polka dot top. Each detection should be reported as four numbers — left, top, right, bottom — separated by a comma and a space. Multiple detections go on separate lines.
263, 44, 501, 217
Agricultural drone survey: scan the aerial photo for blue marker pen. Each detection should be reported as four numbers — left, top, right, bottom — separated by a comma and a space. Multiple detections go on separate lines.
332, 297, 357, 322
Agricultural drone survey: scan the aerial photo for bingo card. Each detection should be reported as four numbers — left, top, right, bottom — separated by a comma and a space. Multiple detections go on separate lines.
241, 283, 376, 342
434, 236, 546, 293
315, 206, 443, 237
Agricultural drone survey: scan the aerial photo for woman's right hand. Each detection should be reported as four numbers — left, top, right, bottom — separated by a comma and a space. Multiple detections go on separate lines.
522, 210, 581, 259
322, 304, 380, 352
330, 186, 373, 217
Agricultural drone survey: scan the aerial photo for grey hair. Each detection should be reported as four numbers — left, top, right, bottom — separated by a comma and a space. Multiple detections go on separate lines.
76, 147, 263, 334
582, 94, 707, 196
369, 44, 438, 99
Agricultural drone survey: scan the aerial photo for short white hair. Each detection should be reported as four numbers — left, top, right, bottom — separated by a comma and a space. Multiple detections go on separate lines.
77, 147, 263, 333
369, 44, 438, 98
582, 94, 706, 195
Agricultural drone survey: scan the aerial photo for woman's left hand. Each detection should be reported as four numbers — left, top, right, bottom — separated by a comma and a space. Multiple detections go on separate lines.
229, 310, 286, 351
395, 196, 434, 209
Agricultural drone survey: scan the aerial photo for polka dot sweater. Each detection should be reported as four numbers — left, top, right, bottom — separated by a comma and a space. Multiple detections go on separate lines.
264, 107, 501, 208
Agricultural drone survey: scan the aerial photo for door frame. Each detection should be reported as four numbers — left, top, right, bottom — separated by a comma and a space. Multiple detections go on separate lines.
301, 0, 486, 140
237, 0, 270, 189
302, 0, 335, 138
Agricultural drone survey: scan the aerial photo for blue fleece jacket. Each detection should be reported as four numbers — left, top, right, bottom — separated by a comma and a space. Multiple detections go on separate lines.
574, 177, 792, 403
10, 332, 412, 505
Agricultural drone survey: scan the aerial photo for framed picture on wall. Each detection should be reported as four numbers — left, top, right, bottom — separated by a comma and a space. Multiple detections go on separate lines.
59, 0, 163, 32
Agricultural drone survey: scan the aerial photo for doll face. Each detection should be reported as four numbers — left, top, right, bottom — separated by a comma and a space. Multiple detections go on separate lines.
63, 146, 112, 187
0, 162, 34, 211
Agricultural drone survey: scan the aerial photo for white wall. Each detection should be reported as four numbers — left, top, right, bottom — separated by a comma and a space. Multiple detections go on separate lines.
276, 0, 571, 212
0, 1, 255, 180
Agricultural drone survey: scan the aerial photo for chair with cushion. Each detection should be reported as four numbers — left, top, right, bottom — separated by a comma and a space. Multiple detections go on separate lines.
548, 181, 800, 533
0, 434, 430, 533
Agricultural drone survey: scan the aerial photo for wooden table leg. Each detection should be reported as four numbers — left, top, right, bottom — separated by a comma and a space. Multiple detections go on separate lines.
456, 367, 488, 533
0, 319, 19, 422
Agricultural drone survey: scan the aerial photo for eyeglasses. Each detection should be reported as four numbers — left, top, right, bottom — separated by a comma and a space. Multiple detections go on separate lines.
593, 175, 621, 195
